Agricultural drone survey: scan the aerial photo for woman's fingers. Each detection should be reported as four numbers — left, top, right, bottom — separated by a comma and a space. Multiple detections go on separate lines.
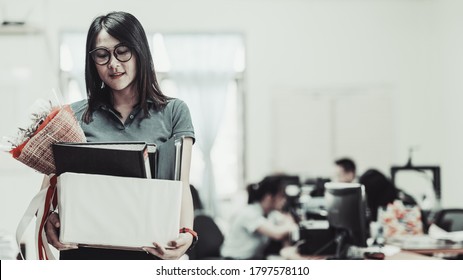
45, 214, 61, 248
143, 236, 191, 260
45, 213, 77, 250
169, 233, 190, 248
48, 212, 60, 228
142, 242, 167, 259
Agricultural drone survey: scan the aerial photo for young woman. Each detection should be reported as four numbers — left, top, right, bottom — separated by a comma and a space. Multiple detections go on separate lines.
220, 175, 298, 259
45, 11, 196, 260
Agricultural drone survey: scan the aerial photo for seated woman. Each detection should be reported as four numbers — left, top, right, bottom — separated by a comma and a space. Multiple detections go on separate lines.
220, 175, 298, 260
359, 169, 398, 222
359, 169, 419, 222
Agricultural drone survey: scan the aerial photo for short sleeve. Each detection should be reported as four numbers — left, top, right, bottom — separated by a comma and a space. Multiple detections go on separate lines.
244, 216, 267, 233
268, 210, 285, 224
171, 99, 195, 143
240, 207, 267, 233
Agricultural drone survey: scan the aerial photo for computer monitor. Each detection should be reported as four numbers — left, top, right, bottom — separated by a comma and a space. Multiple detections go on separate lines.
324, 182, 368, 259
390, 165, 441, 211
303, 177, 331, 197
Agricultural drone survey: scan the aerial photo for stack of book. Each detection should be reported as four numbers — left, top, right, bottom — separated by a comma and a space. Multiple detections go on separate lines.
52, 136, 184, 180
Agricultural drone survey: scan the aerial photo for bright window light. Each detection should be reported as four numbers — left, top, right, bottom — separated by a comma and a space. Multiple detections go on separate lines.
152, 33, 171, 72
60, 44, 73, 72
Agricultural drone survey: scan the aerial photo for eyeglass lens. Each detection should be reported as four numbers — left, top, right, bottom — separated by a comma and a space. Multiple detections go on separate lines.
90, 45, 132, 65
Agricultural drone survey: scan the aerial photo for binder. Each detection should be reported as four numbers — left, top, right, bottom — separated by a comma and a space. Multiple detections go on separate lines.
52, 142, 151, 178
156, 137, 184, 181
147, 143, 157, 179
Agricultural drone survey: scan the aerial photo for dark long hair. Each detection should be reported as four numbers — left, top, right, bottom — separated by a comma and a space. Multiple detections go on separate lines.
359, 169, 398, 221
247, 176, 286, 204
83, 11, 169, 123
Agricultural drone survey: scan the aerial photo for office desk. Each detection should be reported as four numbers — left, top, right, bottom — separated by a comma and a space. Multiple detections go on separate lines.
280, 246, 440, 260
387, 245, 463, 255
385, 236, 463, 256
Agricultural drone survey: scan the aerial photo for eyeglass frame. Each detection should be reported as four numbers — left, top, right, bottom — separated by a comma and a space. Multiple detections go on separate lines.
89, 43, 133, 65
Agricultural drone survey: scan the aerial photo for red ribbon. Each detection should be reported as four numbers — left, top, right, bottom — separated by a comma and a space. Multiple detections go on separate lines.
37, 175, 58, 260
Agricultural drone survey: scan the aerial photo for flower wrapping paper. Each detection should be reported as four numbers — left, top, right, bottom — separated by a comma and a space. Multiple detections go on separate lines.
10, 104, 86, 175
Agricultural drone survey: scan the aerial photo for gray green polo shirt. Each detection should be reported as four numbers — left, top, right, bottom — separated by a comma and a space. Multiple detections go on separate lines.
70, 98, 195, 179
70, 98, 195, 144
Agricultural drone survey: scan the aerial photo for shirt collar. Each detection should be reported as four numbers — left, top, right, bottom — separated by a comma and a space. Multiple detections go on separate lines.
92, 97, 155, 113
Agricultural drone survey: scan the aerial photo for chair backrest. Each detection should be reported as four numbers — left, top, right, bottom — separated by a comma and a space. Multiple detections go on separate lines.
431, 208, 463, 232
187, 214, 224, 260
190, 184, 203, 211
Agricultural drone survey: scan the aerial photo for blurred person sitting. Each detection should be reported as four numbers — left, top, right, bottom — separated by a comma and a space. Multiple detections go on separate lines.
359, 169, 418, 222
220, 175, 298, 260
359, 169, 397, 222
334, 158, 356, 183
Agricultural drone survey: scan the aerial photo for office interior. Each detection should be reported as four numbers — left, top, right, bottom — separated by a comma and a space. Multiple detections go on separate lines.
1, 0, 463, 260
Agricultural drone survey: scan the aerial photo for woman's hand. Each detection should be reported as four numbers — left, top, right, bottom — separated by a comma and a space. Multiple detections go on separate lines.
142, 233, 193, 260
45, 212, 78, 250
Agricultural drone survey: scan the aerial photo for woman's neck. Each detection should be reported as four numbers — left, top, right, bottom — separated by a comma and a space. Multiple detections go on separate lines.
110, 87, 139, 108
110, 87, 139, 121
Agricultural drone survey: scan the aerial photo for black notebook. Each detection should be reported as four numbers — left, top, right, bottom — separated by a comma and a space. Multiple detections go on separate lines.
52, 142, 151, 178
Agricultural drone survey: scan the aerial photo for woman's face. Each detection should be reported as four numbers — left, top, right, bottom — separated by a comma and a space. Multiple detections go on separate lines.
272, 191, 287, 211
92, 29, 137, 95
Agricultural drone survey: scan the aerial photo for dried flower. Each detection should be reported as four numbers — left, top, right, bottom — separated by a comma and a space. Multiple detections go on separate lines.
6, 102, 86, 174
5, 100, 55, 149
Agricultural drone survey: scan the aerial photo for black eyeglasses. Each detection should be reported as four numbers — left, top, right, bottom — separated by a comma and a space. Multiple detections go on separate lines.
89, 44, 132, 65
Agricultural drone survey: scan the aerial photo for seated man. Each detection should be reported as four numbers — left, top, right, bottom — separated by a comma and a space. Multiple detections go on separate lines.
334, 158, 356, 183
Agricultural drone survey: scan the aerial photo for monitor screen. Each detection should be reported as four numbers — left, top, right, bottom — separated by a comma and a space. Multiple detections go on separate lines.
393, 169, 438, 211
324, 182, 368, 256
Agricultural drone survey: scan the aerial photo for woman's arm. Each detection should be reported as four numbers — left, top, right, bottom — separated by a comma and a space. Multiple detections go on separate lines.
256, 214, 298, 241
179, 137, 194, 230
144, 137, 194, 259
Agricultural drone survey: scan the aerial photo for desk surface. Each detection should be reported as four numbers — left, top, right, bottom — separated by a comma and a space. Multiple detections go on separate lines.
280, 246, 440, 260
385, 236, 463, 255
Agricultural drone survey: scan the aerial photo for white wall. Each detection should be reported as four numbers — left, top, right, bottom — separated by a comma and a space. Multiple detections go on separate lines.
1, 0, 463, 258
434, 0, 463, 208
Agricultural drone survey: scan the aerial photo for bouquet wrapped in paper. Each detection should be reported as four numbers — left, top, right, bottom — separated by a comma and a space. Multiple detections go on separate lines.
6, 100, 87, 260
6, 101, 86, 174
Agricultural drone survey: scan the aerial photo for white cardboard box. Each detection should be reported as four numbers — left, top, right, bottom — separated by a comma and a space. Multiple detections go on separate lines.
57, 173, 183, 250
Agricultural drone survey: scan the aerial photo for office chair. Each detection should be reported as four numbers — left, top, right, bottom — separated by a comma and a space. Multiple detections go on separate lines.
429, 208, 463, 260
431, 208, 463, 232
187, 214, 225, 260
187, 185, 224, 260
190, 184, 204, 212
